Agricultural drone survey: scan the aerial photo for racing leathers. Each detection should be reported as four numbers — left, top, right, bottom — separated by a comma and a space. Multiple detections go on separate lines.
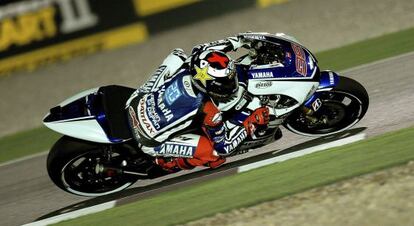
126, 36, 269, 171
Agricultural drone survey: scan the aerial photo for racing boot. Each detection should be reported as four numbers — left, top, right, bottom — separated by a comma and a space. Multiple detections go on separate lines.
203, 157, 226, 168
155, 157, 195, 173
156, 156, 226, 172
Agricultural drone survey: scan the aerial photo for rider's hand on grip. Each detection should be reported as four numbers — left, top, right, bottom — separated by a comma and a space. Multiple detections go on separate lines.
243, 107, 270, 136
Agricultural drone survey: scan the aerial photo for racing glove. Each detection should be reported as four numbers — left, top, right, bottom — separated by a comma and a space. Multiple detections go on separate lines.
243, 107, 270, 136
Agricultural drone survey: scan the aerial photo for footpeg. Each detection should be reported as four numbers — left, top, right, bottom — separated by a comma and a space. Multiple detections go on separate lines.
95, 163, 148, 177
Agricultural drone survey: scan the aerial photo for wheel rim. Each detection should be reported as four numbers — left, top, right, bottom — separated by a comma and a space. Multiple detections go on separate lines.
60, 148, 137, 196
287, 91, 363, 136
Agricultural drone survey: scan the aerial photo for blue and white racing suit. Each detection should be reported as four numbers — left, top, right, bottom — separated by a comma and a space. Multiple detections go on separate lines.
125, 36, 264, 169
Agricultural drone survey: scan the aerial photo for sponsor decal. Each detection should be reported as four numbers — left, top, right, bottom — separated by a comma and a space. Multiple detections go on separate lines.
146, 94, 161, 129
128, 106, 139, 129
244, 34, 266, 40
251, 71, 274, 79
128, 105, 142, 139
182, 77, 197, 98
157, 86, 174, 122
184, 80, 191, 88
165, 80, 181, 105
205, 125, 224, 143
141, 84, 177, 133
255, 81, 272, 89
138, 98, 156, 136
223, 130, 247, 153
291, 43, 307, 76
312, 98, 322, 111
213, 135, 225, 143
193, 65, 214, 87
158, 143, 195, 157
329, 71, 335, 85
203, 39, 228, 48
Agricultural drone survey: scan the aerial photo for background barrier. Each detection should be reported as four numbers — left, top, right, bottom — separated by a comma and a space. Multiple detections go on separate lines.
0, 0, 285, 76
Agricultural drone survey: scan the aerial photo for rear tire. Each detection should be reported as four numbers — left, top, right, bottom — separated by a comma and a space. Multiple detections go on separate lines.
47, 136, 140, 196
284, 76, 369, 136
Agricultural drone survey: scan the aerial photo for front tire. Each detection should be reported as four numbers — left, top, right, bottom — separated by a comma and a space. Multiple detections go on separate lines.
284, 76, 369, 136
47, 136, 140, 197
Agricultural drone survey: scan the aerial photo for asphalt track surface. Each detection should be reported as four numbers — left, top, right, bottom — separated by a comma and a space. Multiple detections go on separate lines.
1, 0, 414, 137
1, 0, 414, 225
1, 52, 413, 226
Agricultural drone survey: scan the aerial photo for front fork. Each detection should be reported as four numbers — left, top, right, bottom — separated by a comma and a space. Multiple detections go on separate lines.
301, 90, 321, 121
301, 70, 340, 124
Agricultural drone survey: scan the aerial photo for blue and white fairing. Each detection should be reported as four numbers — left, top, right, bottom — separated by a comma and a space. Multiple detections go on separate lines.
43, 86, 135, 144
244, 33, 319, 80
303, 70, 340, 110
43, 88, 112, 143
238, 32, 320, 114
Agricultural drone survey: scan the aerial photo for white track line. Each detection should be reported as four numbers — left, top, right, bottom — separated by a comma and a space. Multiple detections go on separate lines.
0, 151, 47, 168
22, 201, 116, 226
238, 133, 366, 173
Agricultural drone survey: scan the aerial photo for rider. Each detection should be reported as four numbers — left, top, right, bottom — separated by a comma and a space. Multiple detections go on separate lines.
126, 35, 270, 173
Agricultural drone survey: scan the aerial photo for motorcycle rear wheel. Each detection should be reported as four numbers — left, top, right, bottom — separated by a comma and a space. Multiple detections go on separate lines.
47, 136, 140, 197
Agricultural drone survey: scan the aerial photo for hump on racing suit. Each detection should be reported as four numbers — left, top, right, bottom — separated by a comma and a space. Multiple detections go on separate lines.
127, 71, 205, 147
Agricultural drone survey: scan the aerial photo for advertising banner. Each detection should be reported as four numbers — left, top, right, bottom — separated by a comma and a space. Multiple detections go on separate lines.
0, 0, 261, 76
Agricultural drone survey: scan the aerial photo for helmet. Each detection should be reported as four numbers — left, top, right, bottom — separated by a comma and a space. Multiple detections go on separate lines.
190, 50, 238, 101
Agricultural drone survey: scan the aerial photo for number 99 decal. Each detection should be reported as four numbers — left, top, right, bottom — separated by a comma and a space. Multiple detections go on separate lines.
291, 43, 308, 77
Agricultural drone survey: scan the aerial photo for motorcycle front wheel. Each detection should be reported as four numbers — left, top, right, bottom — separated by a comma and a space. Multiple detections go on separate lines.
284, 76, 369, 136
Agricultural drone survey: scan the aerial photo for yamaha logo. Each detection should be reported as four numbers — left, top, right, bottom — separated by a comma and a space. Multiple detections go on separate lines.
255, 81, 272, 89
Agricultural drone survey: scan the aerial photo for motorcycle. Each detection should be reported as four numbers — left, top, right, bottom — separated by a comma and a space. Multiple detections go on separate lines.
43, 32, 369, 196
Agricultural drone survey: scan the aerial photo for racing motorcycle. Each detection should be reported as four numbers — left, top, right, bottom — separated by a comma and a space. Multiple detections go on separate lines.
43, 33, 369, 196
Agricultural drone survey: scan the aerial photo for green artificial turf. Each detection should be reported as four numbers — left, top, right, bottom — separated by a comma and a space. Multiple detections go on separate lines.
316, 27, 414, 71
0, 127, 60, 163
